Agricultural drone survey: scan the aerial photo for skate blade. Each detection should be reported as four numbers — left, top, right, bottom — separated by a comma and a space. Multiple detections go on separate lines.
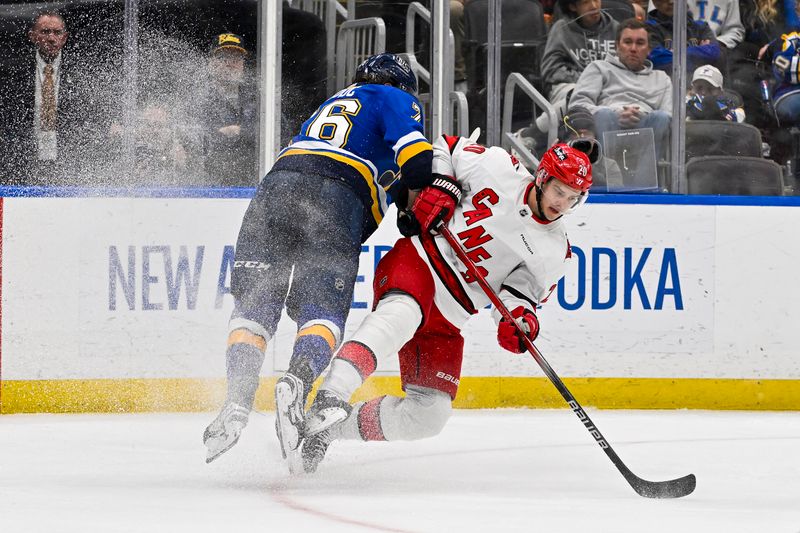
275, 384, 302, 455
285, 440, 305, 475
205, 434, 240, 464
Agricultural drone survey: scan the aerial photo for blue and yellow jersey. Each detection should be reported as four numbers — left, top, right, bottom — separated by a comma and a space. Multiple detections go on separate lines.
271, 83, 433, 241
771, 32, 800, 101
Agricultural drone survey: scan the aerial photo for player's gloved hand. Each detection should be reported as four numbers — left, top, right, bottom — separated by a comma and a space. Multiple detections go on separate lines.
497, 306, 539, 353
411, 174, 462, 234
397, 207, 421, 237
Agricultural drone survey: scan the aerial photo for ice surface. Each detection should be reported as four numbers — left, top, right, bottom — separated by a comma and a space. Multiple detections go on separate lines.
1, 409, 799, 532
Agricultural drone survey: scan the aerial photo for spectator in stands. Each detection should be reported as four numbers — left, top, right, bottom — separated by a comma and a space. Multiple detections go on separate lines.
756, 31, 800, 166
0, 10, 97, 185
758, 31, 800, 124
570, 18, 673, 159
686, 64, 746, 121
105, 90, 201, 186
646, 0, 722, 73
559, 106, 625, 190
728, 0, 799, 134
515, 0, 619, 153
541, 0, 620, 122
133, 99, 191, 181
632, 0, 647, 19
199, 33, 257, 186
740, 0, 800, 47
688, 0, 745, 51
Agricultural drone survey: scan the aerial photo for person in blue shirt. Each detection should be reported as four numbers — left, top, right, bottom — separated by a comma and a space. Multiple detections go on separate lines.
203, 54, 433, 469
646, 0, 722, 74
760, 31, 800, 125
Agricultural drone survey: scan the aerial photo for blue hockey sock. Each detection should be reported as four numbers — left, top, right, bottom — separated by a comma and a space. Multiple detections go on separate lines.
226, 342, 266, 409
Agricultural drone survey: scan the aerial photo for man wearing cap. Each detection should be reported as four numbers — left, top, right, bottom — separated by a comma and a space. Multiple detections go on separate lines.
199, 32, 258, 186
686, 64, 745, 121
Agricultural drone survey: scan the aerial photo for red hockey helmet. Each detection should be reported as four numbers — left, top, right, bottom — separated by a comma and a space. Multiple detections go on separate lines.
534, 143, 592, 211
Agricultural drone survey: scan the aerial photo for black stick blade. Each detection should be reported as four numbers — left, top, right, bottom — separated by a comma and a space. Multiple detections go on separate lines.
630, 473, 696, 499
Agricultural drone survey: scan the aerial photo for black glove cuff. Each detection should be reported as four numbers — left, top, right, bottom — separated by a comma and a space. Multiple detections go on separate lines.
397, 208, 421, 237
431, 174, 462, 203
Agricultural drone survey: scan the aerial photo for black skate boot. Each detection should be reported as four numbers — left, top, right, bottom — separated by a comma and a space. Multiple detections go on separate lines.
303, 389, 352, 437
302, 428, 335, 473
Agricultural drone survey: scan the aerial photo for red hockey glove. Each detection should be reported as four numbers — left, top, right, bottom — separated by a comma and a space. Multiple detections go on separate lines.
411, 174, 462, 234
497, 306, 539, 354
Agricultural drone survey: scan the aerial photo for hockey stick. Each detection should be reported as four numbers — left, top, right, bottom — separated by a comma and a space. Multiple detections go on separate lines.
440, 226, 696, 499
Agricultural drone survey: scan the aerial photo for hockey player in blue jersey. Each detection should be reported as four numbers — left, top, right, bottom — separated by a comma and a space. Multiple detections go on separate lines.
203, 53, 434, 470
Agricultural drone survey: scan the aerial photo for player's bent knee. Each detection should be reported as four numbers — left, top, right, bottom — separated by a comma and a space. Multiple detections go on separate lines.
226, 324, 268, 352
296, 319, 342, 351
376, 292, 423, 325
228, 317, 274, 351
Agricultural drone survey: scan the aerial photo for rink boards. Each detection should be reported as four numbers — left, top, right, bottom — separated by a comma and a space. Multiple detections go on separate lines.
1, 192, 800, 412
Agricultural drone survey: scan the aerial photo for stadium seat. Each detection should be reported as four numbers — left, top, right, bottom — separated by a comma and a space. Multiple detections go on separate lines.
685, 120, 763, 160
686, 155, 784, 195
597, 0, 635, 21
463, 0, 548, 134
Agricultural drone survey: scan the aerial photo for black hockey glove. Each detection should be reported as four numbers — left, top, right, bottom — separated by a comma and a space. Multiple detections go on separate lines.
397, 207, 421, 237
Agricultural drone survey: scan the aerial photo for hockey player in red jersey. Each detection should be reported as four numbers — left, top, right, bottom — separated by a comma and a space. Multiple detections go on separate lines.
296, 135, 593, 473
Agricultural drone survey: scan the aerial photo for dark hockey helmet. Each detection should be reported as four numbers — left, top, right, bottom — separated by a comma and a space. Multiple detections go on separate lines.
535, 143, 592, 211
352, 53, 418, 95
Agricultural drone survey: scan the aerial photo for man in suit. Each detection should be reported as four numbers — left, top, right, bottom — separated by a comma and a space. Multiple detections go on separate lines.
0, 11, 95, 185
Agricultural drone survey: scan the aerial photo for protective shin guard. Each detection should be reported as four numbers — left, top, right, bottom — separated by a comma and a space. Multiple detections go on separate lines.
320, 293, 421, 403
226, 342, 266, 410
350, 293, 422, 355
330, 386, 452, 442
377, 386, 452, 441
289, 319, 341, 392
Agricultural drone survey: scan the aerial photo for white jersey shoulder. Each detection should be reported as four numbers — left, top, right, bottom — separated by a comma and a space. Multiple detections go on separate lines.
423, 135, 572, 325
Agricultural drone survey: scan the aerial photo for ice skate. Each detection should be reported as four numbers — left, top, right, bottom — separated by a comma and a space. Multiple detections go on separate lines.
275, 373, 306, 473
303, 389, 352, 437
203, 402, 250, 463
301, 428, 334, 473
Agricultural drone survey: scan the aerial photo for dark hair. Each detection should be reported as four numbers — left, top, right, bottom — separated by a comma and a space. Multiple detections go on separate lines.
557, 0, 579, 18
31, 10, 66, 29
615, 17, 647, 43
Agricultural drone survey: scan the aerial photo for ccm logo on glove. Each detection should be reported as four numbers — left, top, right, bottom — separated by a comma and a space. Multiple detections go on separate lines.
497, 305, 539, 353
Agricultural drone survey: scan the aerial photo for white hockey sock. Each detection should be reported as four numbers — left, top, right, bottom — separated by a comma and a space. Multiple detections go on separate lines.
330, 386, 452, 442
320, 358, 363, 401
320, 292, 422, 401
